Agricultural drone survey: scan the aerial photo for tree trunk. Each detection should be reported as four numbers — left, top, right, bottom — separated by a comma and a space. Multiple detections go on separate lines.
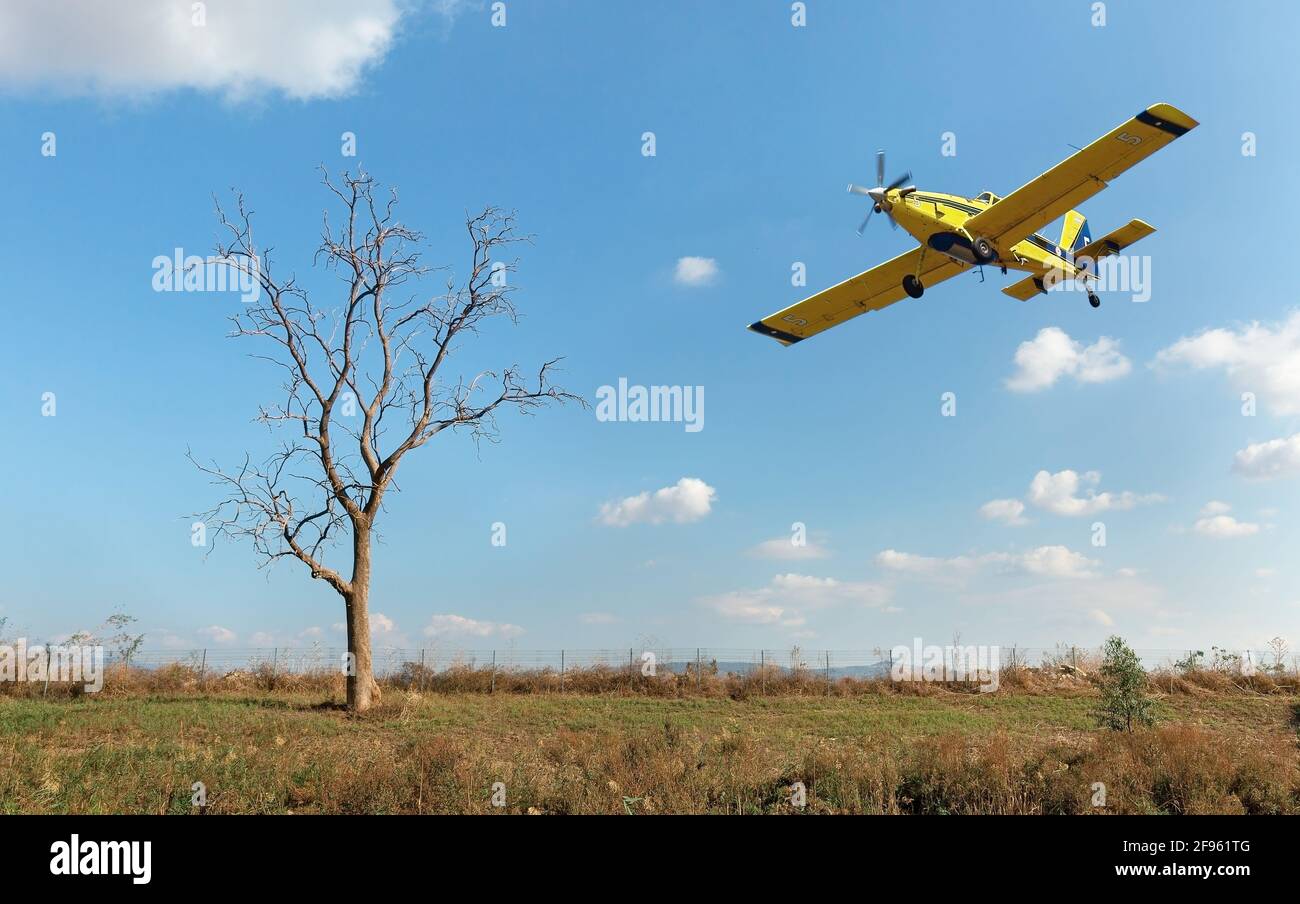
345, 522, 381, 711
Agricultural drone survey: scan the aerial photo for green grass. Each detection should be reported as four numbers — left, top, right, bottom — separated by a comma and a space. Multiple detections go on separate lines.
3, 689, 1296, 814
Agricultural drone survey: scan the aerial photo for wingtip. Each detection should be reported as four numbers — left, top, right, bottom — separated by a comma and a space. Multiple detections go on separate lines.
1145, 102, 1199, 131
747, 320, 803, 346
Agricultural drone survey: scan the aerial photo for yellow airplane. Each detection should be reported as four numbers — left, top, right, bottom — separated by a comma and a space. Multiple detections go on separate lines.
748, 103, 1198, 346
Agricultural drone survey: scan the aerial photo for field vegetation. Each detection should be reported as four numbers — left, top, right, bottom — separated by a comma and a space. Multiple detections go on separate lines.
3, 654, 1298, 815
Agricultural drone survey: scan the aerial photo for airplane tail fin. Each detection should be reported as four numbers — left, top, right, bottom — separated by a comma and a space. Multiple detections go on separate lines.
1004, 219, 1158, 301
1059, 210, 1091, 255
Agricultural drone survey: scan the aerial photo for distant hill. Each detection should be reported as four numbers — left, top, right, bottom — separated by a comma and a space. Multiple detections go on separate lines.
663, 659, 892, 679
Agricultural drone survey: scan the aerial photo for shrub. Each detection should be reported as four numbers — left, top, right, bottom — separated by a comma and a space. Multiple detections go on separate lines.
1095, 635, 1154, 731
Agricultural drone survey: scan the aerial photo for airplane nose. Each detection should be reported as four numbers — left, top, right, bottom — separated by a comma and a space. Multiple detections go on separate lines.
867, 187, 885, 203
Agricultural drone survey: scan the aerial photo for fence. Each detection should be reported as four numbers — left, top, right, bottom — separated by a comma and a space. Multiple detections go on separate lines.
103, 644, 1297, 681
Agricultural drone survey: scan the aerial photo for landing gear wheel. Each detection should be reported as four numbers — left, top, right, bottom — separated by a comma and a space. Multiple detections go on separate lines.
972, 236, 996, 264
902, 274, 925, 299
1088, 292, 1101, 308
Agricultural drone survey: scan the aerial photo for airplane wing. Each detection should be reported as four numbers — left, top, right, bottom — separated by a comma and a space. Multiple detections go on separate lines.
748, 247, 967, 345
1002, 272, 1054, 302
963, 103, 1197, 252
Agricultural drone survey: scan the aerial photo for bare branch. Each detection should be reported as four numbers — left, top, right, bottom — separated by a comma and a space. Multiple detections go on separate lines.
192, 172, 581, 593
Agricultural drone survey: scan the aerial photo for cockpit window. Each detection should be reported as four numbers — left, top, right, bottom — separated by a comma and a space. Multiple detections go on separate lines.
975, 191, 1000, 203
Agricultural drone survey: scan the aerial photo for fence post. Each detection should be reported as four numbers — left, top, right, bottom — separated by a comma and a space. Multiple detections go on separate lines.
560, 649, 565, 693
491, 650, 496, 694
696, 647, 701, 692
825, 651, 831, 696
419, 649, 426, 691
199, 648, 207, 684
761, 650, 766, 695
1071, 646, 1078, 671
43, 646, 52, 698
630, 647, 634, 691
271, 647, 278, 678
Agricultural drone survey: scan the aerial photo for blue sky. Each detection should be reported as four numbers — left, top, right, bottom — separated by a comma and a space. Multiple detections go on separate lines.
2, 0, 1298, 654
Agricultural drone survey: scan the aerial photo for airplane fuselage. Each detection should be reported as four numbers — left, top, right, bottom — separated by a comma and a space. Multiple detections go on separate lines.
886, 189, 1088, 281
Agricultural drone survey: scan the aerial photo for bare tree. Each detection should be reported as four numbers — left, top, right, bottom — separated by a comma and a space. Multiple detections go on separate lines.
191, 169, 579, 711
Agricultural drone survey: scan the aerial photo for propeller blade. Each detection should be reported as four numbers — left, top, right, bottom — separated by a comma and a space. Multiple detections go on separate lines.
856, 206, 874, 235
875, 150, 885, 188
886, 171, 912, 191
847, 183, 873, 196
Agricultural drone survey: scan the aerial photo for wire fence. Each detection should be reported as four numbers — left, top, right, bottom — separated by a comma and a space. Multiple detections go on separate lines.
103, 644, 1299, 679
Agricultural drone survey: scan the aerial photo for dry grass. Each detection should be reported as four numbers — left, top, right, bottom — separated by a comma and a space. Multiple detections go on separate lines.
16, 657, 1292, 702
2, 675, 1297, 814
1149, 666, 1298, 696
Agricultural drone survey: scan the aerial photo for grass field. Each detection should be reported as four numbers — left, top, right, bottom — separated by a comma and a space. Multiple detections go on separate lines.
5, 679, 1299, 814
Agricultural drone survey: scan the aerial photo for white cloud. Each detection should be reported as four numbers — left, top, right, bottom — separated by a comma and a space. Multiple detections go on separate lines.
875, 545, 1098, 580
979, 498, 1028, 526
1154, 311, 1300, 415
249, 631, 275, 647
579, 612, 617, 625
1017, 545, 1099, 579
598, 477, 716, 526
704, 592, 789, 626
1005, 327, 1131, 392
198, 624, 236, 644
354, 613, 414, 648
1193, 515, 1260, 538
0, 0, 458, 102
423, 614, 523, 639
1233, 433, 1300, 480
1200, 500, 1232, 516
983, 470, 1161, 525
701, 573, 891, 626
298, 626, 324, 639
673, 256, 719, 287
957, 573, 1169, 632
749, 537, 831, 560
874, 549, 971, 575
1026, 469, 1162, 517
148, 629, 193, 650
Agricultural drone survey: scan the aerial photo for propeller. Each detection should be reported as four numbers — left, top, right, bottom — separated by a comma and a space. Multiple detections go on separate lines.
848, 149, 912, 235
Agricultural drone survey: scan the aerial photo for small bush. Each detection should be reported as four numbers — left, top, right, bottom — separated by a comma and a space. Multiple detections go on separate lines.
1095, 635, 1154, 731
